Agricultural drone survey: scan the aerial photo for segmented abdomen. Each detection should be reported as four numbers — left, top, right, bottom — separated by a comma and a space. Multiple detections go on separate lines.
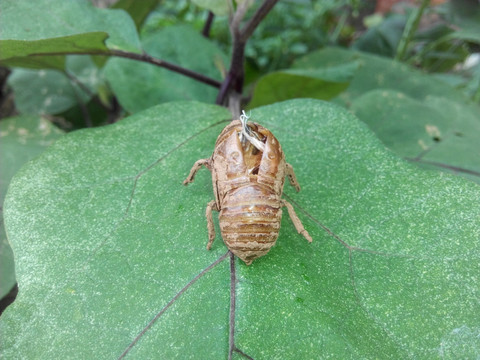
219, 184, 282, 265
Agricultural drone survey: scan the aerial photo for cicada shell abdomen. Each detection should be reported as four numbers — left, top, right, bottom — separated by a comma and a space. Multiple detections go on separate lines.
219, 185, 282, 265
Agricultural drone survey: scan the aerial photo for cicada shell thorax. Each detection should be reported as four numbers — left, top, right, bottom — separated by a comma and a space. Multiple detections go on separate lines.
211, 120, 287, 265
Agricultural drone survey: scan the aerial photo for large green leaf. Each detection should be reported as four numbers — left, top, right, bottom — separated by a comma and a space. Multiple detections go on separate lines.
0, 0, 141, 69
8, 56, 103, 115
103, 24, 228, 113
0, 116, 64, 299
351, 89, 480, 183
248, 63, 356, 108
1, 100, 479, 358
294, 47, 467, 105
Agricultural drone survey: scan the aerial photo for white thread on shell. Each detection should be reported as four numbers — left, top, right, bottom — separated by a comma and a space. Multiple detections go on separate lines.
239, 110, 265, 151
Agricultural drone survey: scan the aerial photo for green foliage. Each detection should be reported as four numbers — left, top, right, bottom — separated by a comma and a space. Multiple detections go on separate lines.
144, 0, 361, 75
243, 0, 357, 74
140, 1, 206, 34
2, 100, 480, 358
352, 1, 480, 89
294, 47, 468, 104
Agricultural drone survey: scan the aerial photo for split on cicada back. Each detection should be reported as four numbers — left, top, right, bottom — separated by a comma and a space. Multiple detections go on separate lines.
238, 110, 267, 175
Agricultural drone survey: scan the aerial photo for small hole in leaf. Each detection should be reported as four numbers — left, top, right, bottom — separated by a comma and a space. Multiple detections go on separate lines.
433, 136, 441, 142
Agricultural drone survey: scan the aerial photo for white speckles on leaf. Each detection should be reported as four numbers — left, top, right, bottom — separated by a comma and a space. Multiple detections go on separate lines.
439, 325, 480, 359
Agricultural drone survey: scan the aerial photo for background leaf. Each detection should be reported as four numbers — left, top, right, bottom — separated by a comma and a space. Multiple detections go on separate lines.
248, 63, 356, 108
294, 47, 479, 183
351, 89, 480, 182
8, 56, 103, 115
0, 0, 141, 69
103, 24, 228, 113
0, 116, 64, 299
1, 99, 479, 358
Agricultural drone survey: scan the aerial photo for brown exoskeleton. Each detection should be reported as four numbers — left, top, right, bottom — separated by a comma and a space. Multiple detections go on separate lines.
183, 114, 312, 265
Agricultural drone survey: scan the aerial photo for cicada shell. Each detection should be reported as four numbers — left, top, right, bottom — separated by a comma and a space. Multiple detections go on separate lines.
184, 118, 312, 265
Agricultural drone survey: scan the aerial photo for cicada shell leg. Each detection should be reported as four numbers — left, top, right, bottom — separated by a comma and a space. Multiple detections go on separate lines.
286, 163, 301, 192
183, 158, 211, 185
281, 199, 313, 243
205, 200, 219, 250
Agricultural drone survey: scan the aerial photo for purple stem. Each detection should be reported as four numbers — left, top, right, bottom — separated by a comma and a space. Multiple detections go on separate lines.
217, 0, 279, 111
202, 11, 215, 38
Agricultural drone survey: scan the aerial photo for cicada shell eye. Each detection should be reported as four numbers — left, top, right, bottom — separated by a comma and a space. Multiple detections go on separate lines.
224, 130, 247, 178
259, 132, 282, 177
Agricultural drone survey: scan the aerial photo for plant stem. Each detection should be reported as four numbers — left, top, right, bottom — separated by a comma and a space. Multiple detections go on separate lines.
36, 49, 223, 88
202, 11, 215, 38
395, 0, 430, 61
217, 0, 279, 116
216, 35, 245, 110
109, 50, 222, 88
215, 0, 249, 109
240, 0, 279, 41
